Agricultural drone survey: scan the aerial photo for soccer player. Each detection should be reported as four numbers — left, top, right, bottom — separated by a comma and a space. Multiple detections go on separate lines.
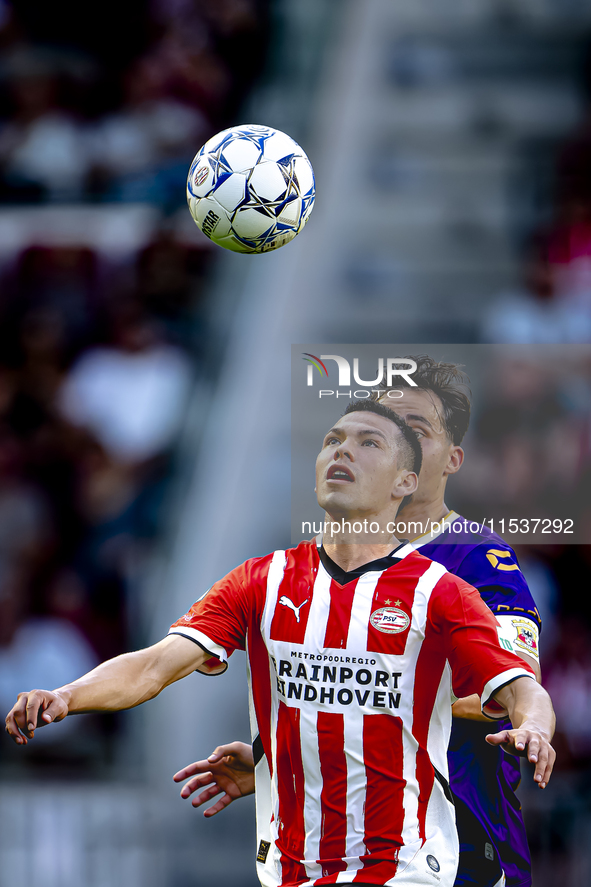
5, 401, 555, 887
176, 359, 542, 887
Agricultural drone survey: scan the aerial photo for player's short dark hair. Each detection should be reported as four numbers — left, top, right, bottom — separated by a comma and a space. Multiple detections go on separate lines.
372, 355, 471, 445
343, 401, 422, 476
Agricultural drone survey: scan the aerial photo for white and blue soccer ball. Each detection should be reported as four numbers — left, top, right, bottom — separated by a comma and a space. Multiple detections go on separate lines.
186, 124, 315, 253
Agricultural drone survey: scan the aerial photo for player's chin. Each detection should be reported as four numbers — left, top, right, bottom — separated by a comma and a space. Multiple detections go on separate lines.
318, 498, 358, 522
317, 490, 341, 509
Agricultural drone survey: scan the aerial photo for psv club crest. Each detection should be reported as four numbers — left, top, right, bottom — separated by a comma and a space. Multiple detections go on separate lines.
370, 606, 410, 635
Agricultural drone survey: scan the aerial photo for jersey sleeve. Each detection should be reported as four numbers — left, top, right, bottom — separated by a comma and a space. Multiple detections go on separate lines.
495, 613, 540, 662
456, 540, 542, 630
168, 553, 273, 676
429, 574, 536, 717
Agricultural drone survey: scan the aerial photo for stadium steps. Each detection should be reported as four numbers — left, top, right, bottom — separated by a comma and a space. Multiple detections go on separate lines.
0, 784, 256, 887
386, 0, 591, 29
294, 1, 589, 338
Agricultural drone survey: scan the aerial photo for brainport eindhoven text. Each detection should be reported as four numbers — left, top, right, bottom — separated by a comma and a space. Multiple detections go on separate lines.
271, 655, 403, 710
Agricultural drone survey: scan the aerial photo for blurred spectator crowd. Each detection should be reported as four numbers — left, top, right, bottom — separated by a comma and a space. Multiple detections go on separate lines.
481, 50, 591, 344
0, 0, 269, 205
0, 0, 270, 763
453, 350, 591, 541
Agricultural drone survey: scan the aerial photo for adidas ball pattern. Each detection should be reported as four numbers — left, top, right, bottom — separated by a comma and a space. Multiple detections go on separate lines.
187, 124, 315, 253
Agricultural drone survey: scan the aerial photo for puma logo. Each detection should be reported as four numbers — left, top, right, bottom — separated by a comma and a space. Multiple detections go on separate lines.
279, 596, 310, 623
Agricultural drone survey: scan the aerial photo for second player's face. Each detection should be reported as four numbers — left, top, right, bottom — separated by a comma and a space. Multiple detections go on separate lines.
378, 389, 462, 505
315, 411, 414, 520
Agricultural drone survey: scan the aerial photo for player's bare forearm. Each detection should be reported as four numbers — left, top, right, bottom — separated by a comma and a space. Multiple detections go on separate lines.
492, 676, 555, 738
5, 635, 207, 745
58, 650, 174, 714
486, 677, 556, 788
453, 656, 541, 722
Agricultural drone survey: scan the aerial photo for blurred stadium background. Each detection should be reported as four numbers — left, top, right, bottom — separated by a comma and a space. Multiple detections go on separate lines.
0, 0, 590, 885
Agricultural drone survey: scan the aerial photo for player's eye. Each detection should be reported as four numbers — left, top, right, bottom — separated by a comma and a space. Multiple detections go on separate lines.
325, 436, 341, 446
411, 427, 426, 439
362, 439, 378, 447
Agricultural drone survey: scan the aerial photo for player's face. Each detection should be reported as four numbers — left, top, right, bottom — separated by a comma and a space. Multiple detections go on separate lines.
315, 412, 416, 520
378, 389, 463, 505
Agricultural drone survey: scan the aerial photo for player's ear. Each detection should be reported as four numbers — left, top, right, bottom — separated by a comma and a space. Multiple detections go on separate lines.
392, 470, 418, 500
443, 446, 464, 477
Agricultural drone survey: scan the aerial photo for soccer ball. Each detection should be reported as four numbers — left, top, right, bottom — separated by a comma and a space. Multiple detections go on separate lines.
186, 124, 315, 253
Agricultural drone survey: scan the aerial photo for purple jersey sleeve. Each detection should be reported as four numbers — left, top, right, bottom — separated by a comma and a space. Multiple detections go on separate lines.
451, 540, 541, 630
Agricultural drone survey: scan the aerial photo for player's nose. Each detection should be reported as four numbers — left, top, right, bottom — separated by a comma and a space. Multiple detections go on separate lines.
333, 442, 353, 461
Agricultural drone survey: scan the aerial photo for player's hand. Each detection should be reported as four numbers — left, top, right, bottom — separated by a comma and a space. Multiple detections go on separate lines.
5, 690, 69, 745
485, 725, 555, 789
173, 741, 255, 817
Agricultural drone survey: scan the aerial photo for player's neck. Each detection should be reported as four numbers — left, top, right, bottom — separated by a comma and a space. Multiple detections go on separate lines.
399, 497, 452, 541
322, 539, 401, 573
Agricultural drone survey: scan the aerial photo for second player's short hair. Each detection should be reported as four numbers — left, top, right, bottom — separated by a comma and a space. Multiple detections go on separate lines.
372, 355, 471, 445
343, 401, 422, 476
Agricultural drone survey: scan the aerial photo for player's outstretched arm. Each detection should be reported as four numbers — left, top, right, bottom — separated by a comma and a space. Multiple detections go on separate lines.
453, 651, 541, 721
174, 741, 255, 817
486, 677, 556, 789
5, 635, 208, 745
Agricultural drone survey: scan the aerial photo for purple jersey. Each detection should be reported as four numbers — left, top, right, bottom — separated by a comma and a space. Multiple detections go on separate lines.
415, 512, 541, 887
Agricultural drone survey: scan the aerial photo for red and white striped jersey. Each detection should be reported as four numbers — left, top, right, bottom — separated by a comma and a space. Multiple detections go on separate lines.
169, 541, 534, 887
